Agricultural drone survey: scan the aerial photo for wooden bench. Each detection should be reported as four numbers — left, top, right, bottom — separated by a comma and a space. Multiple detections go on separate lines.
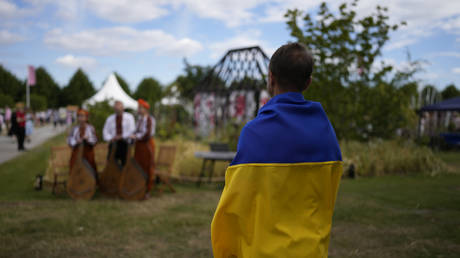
155, 145, 177, 193
48, 144, 108, 194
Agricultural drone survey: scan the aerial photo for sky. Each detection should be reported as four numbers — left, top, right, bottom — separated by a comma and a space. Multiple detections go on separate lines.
0, 0, 459, 92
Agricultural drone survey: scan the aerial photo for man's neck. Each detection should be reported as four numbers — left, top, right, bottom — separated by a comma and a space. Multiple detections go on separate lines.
273, 88, 302, 97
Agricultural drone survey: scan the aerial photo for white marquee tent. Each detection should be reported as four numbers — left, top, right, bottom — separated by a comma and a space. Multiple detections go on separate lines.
84, 73, 137, 110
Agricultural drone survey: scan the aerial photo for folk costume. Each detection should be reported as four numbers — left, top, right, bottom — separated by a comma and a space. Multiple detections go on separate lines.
211, 92, 343, 258
67, 109, 98, 182
134, 99, 156, 193
103, 109, 135, 167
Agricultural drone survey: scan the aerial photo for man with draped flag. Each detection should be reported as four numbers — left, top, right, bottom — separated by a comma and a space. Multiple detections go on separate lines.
132, 99, 156, 200
103, 100, 135, 168
211, 43, 343, 258
68, 109, 98, 183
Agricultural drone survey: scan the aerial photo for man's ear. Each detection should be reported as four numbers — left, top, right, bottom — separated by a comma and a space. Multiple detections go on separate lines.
268, 71, 275, 94
268, 71, 275, 86
301, 77, 312, 91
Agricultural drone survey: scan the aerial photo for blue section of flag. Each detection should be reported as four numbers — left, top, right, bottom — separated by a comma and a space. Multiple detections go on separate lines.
231, 92, 342, 165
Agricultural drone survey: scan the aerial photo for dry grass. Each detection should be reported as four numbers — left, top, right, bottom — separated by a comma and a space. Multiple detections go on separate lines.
341, 140, 449, 176
0, 186, 220, 258
156, 138, 229, 178
1, 174, 460, 258
1, 134, 459, 257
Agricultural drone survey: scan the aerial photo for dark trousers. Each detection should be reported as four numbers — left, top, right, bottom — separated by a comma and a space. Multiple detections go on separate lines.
16, 127, 25, 150
108, 140, 128, 167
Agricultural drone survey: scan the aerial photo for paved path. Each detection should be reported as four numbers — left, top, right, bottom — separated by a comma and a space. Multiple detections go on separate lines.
0, 125, 67, 164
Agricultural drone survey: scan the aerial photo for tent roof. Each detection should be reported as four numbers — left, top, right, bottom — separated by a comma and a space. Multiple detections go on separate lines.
84, 73, 137, 110
420, 97, 460, 112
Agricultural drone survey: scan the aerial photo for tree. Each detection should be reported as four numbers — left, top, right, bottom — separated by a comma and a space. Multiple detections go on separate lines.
30, 94, 47, 110
175, 59, 212, 101
0, 93, 14, 108
441, 84, 460, 100
60, 68, 96, 106
114, 72, 132, 97
134, 77, 163, 111
285, 0, 419, 140
0, 65, 24, 102
30, 67, 60, 108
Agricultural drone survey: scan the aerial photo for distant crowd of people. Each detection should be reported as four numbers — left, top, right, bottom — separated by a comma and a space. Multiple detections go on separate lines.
0, 104, 77, 151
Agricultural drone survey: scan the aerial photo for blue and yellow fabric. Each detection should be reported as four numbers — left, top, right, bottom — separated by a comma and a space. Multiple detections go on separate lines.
211, 92, 343, 258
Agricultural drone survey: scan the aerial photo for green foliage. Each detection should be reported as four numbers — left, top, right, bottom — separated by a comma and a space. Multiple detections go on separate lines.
30, 67, 60, 108
155, 105, 193, 140
341, 140, 448, 176
0, 65, 24, 102
30, 94, 47, 111
285, 1, 419, 140
134, 77, 163, 111
441, 84, 460, 100
60, 69, 95, 106
175, 59, 212, 100
114, 72, 132, 97
0, 93, 14, 108
208, 120, 244, 151
87, 100, 113, 140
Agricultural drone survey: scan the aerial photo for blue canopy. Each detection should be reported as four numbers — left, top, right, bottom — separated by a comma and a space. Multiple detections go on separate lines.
420, 97, 460, 111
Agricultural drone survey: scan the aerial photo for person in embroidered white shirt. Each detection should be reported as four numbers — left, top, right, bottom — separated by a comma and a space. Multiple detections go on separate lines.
131, 99, 156, 200
67, 109, 99, 184
103, 100, 135, 167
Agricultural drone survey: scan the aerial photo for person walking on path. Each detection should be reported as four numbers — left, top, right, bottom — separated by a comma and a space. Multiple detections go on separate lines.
14, 103, 26, 151
0, 112, 4, 135
211, 43, 343, 258
131, 99, 156, 200
4, 106, 11, 132
25, 109, 34, 143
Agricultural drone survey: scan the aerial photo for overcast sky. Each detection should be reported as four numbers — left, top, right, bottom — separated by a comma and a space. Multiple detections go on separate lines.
1, 0, 459, 91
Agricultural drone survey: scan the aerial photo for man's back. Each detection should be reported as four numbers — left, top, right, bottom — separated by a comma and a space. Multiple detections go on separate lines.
211, 92, 342, 258
231, 92, 341, 165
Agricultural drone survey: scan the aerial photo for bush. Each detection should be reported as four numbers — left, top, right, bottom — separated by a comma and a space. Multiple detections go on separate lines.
155, 105, 194, 141
341, 140, 448, 177
87, 101, 115, 140
156, 138, 228, 178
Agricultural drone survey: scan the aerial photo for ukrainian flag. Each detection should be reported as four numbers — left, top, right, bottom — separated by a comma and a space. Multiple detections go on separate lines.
211, 92, 342, 258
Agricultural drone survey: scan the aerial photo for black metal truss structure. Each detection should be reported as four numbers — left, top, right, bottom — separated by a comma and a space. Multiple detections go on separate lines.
195, 46, 270, 131
197, 46, 270, 93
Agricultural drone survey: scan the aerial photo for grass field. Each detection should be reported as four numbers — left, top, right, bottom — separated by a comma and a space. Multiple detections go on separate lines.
0, 134, 459, 257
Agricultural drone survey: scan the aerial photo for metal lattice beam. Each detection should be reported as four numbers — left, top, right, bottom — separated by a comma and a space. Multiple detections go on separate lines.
197, 46, 270, 93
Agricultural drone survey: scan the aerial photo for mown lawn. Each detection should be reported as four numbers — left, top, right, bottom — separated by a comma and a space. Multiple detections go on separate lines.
0, 134, 459, 257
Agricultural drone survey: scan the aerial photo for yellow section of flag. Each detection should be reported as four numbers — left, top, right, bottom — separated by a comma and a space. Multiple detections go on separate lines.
211, 161, 342, 258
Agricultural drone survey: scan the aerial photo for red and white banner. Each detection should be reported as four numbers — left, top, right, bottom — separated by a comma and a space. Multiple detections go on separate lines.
27, 65, 35, 86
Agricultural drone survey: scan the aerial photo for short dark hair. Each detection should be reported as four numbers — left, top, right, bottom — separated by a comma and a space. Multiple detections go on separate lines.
269, 43, 314, 91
